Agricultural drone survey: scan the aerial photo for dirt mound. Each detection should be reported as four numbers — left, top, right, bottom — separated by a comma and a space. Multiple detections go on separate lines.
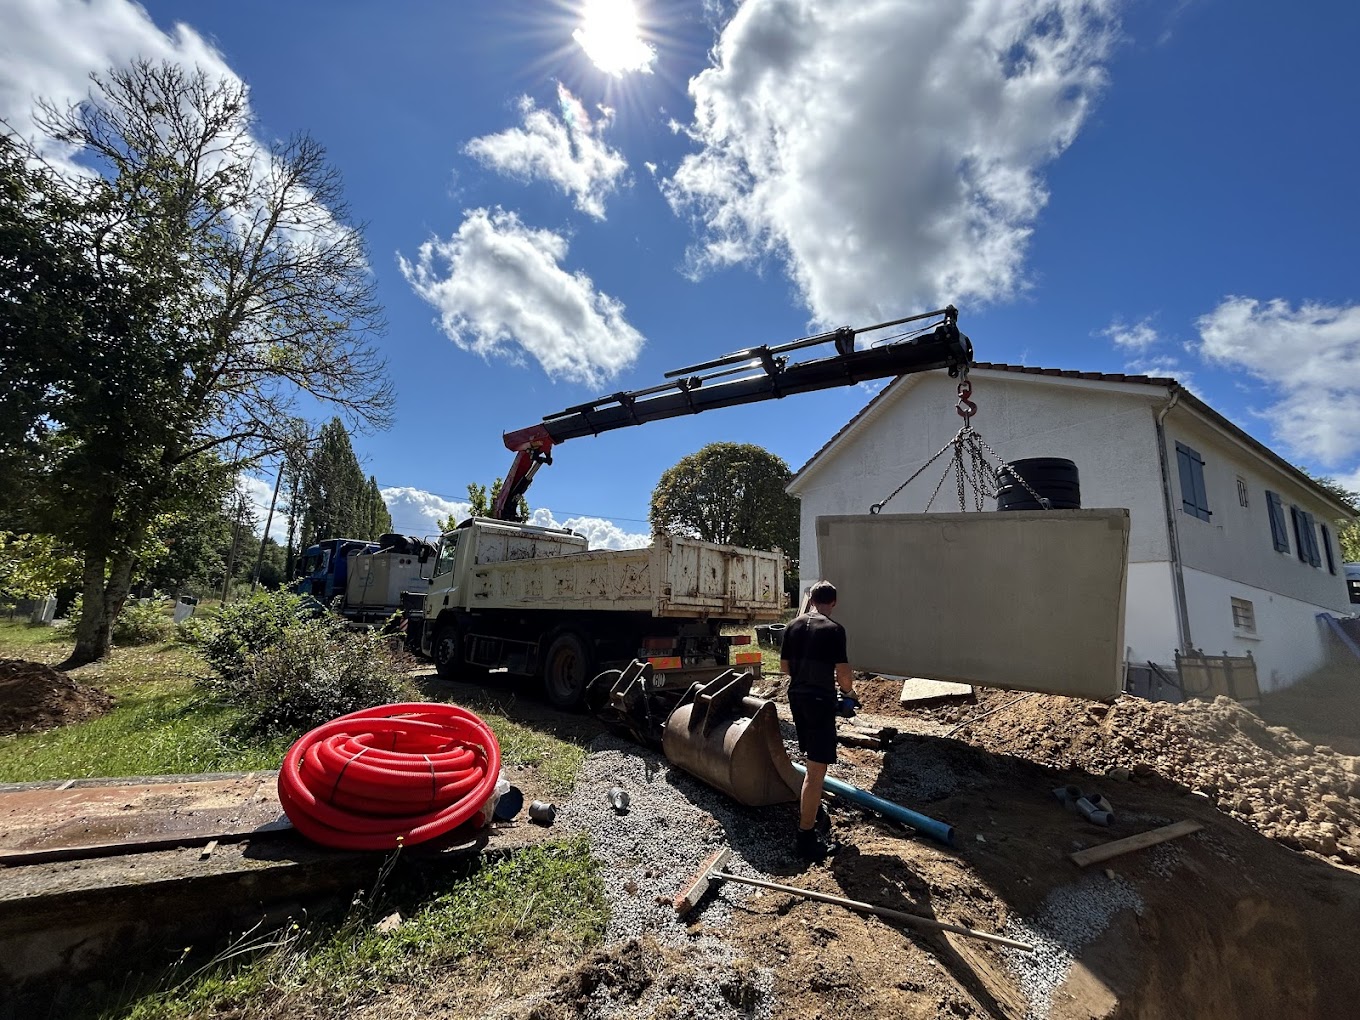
1256, 663, 1360, 755
495, 937, 767, 1020
0, 659, 114, 736
942, 689, 1360, 865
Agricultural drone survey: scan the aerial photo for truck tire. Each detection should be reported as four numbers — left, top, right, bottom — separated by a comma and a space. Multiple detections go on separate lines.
434, 624, 461, 680
543, 631, 593, 710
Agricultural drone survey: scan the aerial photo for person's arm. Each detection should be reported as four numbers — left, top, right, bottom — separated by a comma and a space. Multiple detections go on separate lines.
835, 662, 855, 696
833, 625, 854, 696
778, 618, 800, 675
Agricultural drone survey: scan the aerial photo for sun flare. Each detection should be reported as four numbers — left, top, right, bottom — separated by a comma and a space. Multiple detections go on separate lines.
573, 0, 656, 76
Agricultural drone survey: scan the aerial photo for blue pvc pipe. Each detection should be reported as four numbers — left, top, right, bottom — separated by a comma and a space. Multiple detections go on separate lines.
794, 763, 955, 846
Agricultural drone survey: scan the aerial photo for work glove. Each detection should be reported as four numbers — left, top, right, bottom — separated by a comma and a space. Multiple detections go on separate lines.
837, 694, 861, 718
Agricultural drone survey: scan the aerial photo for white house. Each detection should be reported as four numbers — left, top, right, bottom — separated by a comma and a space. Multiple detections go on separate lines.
787, 364, 1357, 692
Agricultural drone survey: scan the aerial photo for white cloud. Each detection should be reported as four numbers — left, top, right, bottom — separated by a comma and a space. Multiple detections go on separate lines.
1197, 296, 1360, 467
379, 488, 651, 550
381, 487, 472, 538
398, 207, 646, 386
465, 85, 628, 220
528, 508, 651, 549
663, 0, 1117, 325
0, 0, 238, 157
237, 474, 289, 542
1102, 317, 1161, 350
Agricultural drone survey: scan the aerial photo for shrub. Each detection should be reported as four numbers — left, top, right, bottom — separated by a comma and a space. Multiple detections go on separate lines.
194, 589, 312, 690
227, 618, 412, 734
112, 599, 173, 646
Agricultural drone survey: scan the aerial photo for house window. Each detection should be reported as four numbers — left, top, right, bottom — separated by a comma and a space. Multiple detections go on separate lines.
1230, 597, 1256, 633
1236, 477, 1249, 507
1175, 442, 1211, 522
1321, 524, 1336, 575
1266, 491, 1289, 552
1290, 506, 1321, 567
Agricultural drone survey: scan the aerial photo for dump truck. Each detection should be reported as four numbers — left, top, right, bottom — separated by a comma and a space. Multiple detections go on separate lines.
403, 517, 781, 708
293, 535, 433, 626
401, 307, 974, 710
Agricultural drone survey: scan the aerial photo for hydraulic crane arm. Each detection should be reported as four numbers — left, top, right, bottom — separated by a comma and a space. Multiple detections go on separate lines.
491, 306, 973, 520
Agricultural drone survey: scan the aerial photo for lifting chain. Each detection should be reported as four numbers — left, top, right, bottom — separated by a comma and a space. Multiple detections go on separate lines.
868, 373, 1051, 514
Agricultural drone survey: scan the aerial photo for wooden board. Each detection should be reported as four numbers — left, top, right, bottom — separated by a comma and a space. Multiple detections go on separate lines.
1069, 820, 1204, 868
0, 773, 290, 865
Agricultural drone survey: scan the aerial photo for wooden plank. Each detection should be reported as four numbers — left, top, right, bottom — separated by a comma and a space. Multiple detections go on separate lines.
1069, 820, 1203, 868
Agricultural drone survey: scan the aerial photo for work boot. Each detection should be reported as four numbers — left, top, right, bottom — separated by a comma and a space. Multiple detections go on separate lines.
796, 826, 841, 862
815, 805, 831, 836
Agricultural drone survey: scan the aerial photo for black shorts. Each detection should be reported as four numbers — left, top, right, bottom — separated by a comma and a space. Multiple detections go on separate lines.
788, 690, 837, 766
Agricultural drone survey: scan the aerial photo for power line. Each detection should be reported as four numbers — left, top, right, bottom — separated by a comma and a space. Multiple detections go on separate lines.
372, 480, 651, 525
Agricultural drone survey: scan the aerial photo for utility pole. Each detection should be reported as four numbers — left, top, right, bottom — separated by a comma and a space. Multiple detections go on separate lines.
221, 487, 247, 605
251, 461, 285, 592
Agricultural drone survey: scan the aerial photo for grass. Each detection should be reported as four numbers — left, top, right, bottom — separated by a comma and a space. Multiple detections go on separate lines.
114, 835, 607, 1020
0, 621, 290, 781
0, 621, 590, 792
487, 714, 588, 794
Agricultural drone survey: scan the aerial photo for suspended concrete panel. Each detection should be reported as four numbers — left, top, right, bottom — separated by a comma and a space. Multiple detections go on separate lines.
816, 509, 1130, 700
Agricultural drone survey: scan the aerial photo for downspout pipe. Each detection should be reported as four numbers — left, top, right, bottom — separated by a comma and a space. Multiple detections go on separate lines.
1155, 387, 1193, 654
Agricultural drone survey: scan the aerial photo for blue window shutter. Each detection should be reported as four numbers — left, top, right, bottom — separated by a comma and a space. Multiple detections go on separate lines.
1303, 512, 1321, 567
1266, 491, 1289, 552
1291, 506, 1309, 563
1322, 524, 1336, 574
1175, 442, 1211, 521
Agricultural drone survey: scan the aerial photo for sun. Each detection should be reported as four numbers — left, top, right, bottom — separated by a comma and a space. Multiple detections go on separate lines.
572, 0, 657, 76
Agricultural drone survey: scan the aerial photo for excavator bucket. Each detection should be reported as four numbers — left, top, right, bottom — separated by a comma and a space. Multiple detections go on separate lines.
661, 670, 804, 807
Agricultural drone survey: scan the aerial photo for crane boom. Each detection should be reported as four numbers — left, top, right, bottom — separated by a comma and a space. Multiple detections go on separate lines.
492, 306, 973, 520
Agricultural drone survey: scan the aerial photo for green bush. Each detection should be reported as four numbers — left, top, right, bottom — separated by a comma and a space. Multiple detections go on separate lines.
228, 618, 412, 734
112, 599, 174, 646
194, 589, 312, 690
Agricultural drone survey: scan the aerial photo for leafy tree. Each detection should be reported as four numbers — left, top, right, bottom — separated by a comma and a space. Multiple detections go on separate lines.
437, 478, 528, 532
0, 533, 81, 600
1307, 473, 1360, 562
1, 62, 392, 664
299, 419, 367, 543
650, 442, 800, 557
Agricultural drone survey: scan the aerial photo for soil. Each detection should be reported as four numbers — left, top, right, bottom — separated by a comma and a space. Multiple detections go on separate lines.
500, 669, 1360, 1020
0, 658, 114, 736
17, 660, 1360, 1019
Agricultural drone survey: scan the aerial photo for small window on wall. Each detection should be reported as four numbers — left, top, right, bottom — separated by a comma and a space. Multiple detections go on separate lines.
1175, 442, 1211, 521
1230, 597, 1256, 634
1236, 477, 1249, 507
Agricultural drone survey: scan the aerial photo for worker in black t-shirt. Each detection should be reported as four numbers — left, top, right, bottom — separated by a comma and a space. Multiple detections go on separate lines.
779, 580, 857, 862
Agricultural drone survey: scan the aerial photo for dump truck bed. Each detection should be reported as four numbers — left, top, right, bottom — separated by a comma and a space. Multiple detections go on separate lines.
467, 534, 784, 619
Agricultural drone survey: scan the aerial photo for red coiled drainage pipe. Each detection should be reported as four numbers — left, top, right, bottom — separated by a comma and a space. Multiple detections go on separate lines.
277, 702, 501, 851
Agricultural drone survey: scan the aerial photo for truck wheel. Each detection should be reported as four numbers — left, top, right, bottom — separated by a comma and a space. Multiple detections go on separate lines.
434, 624, 461, 680
543, 632, 592, 710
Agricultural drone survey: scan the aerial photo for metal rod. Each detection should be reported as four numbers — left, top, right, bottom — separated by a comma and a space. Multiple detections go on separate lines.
714, 871, 1033, 951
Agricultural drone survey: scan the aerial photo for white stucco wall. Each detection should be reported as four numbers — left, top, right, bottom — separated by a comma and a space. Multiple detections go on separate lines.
1124, 561, 1180, 663
1165, 409, 1353, 614
790, 370, 1170, 591
1180, 566, 1335, 692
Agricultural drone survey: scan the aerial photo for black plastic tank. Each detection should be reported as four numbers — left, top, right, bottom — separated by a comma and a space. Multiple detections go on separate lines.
995, 457, 1081, 510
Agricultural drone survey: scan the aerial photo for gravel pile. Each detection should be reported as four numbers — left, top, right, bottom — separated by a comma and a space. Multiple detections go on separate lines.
1002, 875, 1144, 1020
953, 692, 1360, 864
552, 733, 801, 1019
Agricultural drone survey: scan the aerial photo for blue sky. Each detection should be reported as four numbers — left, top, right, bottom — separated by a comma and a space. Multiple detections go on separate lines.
3, 0, 1358, 548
